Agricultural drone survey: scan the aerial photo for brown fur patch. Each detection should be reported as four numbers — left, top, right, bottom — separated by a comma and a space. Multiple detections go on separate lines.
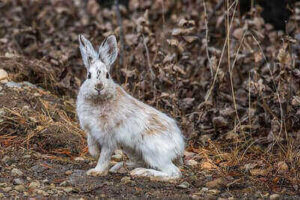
130, 98, 145, 111
145, 113, 168, 135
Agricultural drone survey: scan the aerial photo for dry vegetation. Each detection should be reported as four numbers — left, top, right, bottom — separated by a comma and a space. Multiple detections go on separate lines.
0, 0, 299, 199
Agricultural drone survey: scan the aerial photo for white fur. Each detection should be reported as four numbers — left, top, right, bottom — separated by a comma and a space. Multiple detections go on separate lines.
76, 35, 185, 179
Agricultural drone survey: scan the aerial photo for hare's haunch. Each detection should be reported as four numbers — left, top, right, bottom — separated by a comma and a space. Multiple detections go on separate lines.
76, 35, 185, 179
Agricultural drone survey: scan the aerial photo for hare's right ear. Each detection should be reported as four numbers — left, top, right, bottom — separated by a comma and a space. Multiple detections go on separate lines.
78, 34, 98, 69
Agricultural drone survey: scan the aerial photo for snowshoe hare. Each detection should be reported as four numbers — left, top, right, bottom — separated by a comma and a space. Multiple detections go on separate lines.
76, 34, 185, 179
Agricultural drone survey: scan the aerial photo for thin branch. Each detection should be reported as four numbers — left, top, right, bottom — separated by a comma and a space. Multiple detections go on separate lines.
115, 0, 124, 68
142, 34, 155, 80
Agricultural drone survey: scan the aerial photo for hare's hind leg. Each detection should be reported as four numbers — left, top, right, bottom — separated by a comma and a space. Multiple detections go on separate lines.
109, 148, 145, 173
130, 162, 181, 180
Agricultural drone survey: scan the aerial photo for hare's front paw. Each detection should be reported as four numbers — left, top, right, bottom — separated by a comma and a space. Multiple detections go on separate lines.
88, 144, 100, 158
86, 168, 108, 176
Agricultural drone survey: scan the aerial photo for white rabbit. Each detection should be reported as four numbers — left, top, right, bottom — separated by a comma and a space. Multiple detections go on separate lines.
76, 34, 185, 179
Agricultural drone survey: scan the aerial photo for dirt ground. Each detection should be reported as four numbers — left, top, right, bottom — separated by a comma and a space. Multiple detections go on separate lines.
0, 82, 299, 199
0, 147, 299, 200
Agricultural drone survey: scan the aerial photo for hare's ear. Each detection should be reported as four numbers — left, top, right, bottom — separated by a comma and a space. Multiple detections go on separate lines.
78, 34, 98, 69
98, 35, 118, 70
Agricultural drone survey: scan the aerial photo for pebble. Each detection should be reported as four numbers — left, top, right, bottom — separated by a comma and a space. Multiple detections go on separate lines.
270, 194, 280, 200
34, 189, 49, 196
15, 185, 26, 192
0, 69, 8, 82
65, 170, 73, 175
63, 187, 73, 193
0, 183, 7, 187
277, 161, 288, 171
186, 159, 198, 166
2, 187, 12, 192
22, 155, 31, 159
42, 179, 49, 184
29, 181, 40, 189
11, 168, 23, 176
59, 181, 69, 187
5, 81, 21, 88
111, 154, 123, 162
74, 157, 85, 161
205, 178, 224, 189
121, 176, 131, 184
13, 178, 24, 185
200, 161, 214, 170
177, 181, 190, 189
1, 155, 9, 162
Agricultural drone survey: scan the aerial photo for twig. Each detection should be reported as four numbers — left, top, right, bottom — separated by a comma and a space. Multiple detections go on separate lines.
202, 0, 213, 77
204, 0, 237, 102
142, 34, 155, 80
115, 0, 124, 68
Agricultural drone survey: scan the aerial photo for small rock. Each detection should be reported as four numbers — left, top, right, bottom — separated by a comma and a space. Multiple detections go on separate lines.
200, 187, 209, 192
213, 116, 228, 128
0, 69, 8, 83
22, 155, 31, 159
0, 183, 7, 187
200, 161, 214, 170
205, 178, 224, 189
42, 179, 49, 184
63, 187, 73, 193
1, 155, 10, 162
177, 181, 190, 189
14, 185, 25, 192
270, 194, 280, 200
13, 178, 24, 185
277, 161, 288, 171
121, 176, 131, 184
232, 28, 244, 40
36, 189, 49, 196
11, 168, 23, 176
244, 163, 257, 171
74, 157, 85, 161
59, 181, 69, 187
65, 170, 72, 175
250, 168, 268, 176
208, 189, 220, 195
186, 159, 198, 166
183, 151, 195, 158
111, 154, 123, 162
225, 131, 239, 140
29, 181, 40, 189
5, 81, 21, 88
2, 187, 12, 192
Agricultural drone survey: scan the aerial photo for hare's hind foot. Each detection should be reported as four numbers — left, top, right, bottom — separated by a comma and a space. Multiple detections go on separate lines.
130, 165, 182, 180
86, 168, 108, 176
109, 161, 142, 173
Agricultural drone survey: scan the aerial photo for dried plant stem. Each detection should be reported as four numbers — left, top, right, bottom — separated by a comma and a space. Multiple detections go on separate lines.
202, 0, 212, 77
115, 0, 124, 68
142, 34, 155, 80
204, 0, 237, 102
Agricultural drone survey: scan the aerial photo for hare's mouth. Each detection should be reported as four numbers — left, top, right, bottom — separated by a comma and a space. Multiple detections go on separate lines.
95, 88, 103, 95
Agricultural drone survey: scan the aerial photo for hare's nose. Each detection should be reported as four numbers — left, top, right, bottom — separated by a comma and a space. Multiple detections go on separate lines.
95, 83, 104, 91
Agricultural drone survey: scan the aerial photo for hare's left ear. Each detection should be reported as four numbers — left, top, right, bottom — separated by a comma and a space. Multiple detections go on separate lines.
98, 35, 118, 70
78, 34, 98, 69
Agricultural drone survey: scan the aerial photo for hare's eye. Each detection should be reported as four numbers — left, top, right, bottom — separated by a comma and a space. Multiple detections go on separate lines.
87, 72, 91, 79
106, 72, 110, 79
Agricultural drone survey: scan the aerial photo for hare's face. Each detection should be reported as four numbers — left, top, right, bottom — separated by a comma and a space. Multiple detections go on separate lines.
86, 60, 113, 96
78, 34, 118, 99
